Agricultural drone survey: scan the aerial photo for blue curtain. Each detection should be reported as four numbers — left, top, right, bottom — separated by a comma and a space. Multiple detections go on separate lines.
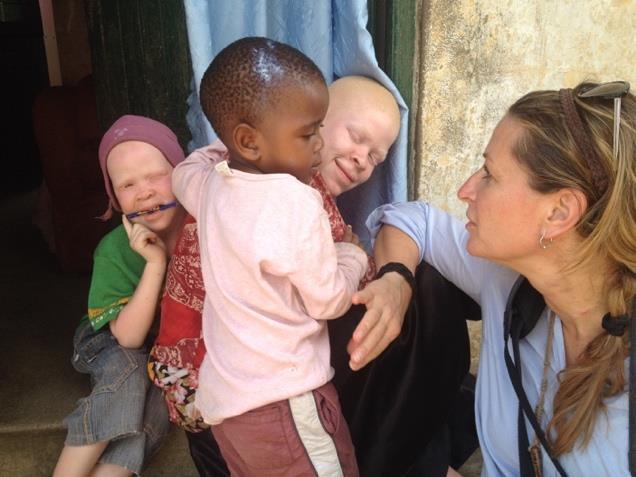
183, 0, 408, 247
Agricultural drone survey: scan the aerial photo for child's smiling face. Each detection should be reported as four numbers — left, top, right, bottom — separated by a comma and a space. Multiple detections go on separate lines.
252, 79, 329, 184
106, 140, 178, 232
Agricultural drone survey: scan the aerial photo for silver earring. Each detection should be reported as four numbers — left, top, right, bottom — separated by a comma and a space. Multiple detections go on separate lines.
539, 232, 553, 249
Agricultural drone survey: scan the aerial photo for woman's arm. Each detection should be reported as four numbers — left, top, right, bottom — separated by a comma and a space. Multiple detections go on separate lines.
347, 201, 488, 370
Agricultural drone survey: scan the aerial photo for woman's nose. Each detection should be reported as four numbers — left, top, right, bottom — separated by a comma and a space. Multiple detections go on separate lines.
457, 171, 477, 202
351, 145, 370, 168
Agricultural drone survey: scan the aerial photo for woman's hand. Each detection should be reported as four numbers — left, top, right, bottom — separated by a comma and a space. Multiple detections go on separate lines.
122, 215, 167, 264
346, 224, 420, 370
348, 271, 413, 370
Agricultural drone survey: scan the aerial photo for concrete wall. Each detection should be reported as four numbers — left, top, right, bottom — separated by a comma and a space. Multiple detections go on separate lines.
412, 0, 635, 370
414, 0, 636, 217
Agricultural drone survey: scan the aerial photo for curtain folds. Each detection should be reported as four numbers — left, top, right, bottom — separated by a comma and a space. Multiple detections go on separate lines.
183, 0, 408, 246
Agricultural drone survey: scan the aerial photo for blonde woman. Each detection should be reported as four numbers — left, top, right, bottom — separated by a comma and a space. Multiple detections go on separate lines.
351, 81, 635, 475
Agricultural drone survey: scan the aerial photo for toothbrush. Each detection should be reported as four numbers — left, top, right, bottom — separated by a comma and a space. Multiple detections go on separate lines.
125, 201, 178, 220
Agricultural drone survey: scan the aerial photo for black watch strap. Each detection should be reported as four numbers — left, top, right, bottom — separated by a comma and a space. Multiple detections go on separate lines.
375, 262, 416, 295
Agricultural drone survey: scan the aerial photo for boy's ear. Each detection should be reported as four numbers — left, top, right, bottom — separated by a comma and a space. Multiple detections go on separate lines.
232, 123, 260, 162
545, 188, 587, 238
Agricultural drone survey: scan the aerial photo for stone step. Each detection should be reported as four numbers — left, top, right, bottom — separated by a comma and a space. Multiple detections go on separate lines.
0, 190, 197, 476
0, 426, 197, 476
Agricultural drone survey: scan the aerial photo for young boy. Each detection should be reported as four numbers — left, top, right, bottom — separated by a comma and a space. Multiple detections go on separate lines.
172, 37, 367, 476
54, 115, 186, 477
149, 75, 401, 476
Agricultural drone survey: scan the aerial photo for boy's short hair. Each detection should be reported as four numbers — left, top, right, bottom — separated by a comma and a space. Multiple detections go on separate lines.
199, 37, 326, 143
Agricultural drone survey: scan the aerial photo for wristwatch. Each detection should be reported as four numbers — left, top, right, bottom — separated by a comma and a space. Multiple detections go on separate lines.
375, 262, 416, 295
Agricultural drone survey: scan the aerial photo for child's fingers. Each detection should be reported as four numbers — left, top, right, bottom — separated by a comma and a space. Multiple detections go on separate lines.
342, 224, 361, 245
342, 224, 353, 242
122, 215, 133, 237
122, 218, 166, 262
126, 223, 149, 248
131, 229, 167, 262
132, 227, 156, 248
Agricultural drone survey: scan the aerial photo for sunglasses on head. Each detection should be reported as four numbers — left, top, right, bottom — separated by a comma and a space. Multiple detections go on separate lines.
578, 81, 630, 160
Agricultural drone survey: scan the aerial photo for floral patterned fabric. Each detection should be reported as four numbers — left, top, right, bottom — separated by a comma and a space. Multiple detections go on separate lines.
147, 360, 204, 432
148, 215, 209, 431
149, 172, 374, 431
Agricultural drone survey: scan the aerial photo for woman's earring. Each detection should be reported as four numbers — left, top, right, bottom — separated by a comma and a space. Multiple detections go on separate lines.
539, 232, 553, 250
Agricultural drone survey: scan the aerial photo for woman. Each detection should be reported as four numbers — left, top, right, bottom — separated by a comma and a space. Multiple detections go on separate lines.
352, 81, 635, 475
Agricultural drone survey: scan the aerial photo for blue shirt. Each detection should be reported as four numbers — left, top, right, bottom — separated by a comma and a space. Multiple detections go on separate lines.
367, 201, 629, 477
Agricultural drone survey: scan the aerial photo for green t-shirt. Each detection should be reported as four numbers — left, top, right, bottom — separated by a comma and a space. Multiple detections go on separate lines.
85, 225, 146, 331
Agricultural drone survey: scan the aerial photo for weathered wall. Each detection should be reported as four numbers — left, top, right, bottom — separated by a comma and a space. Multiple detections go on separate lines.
414, 0, 636, 217
413, 0, 635, 371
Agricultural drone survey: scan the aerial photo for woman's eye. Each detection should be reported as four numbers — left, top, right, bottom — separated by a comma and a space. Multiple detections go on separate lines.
481, 165, 492, 179
348, 128, 360, 143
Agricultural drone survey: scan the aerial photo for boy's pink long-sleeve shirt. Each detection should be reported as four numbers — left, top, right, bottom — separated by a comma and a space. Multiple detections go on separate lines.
172, 151, 368, 424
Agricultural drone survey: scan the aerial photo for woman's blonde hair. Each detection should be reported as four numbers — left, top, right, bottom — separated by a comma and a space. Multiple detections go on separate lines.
508, 81, 636, 455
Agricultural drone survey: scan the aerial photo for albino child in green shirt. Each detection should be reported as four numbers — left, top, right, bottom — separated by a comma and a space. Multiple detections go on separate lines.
53, 115, 188, 477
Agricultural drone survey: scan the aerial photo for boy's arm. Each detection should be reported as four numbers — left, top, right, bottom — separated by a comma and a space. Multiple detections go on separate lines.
266, 190, 368, 320
109, 217, 167, 348
304, 241, 368, 320
172, 140, 228, 218
190, 140, 229, 166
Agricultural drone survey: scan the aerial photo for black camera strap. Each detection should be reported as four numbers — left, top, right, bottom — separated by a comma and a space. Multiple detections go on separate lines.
503, 276, 568, 477
504, 276, 636, 476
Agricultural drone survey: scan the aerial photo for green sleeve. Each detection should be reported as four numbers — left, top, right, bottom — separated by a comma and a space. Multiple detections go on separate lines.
87, 225, 146, 331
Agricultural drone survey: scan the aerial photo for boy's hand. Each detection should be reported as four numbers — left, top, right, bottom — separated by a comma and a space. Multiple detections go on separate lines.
342, 225, 364, 250
122, 216, 167, 264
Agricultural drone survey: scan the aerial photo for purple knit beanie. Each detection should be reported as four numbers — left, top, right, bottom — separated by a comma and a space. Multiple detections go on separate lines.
98, 114, 185, 219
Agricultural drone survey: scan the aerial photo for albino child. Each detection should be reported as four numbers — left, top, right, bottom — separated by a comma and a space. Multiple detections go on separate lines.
54, 115, 187, 477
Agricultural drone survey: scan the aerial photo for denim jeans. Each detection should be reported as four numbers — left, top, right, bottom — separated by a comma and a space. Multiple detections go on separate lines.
63, 320, 170, 475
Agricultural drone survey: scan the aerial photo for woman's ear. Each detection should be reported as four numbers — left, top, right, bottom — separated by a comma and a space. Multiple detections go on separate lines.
545, 188, 588, 238
232, 123, 260, 163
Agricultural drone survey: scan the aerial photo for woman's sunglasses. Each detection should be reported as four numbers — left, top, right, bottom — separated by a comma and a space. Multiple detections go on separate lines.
579, 81, 630, 159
